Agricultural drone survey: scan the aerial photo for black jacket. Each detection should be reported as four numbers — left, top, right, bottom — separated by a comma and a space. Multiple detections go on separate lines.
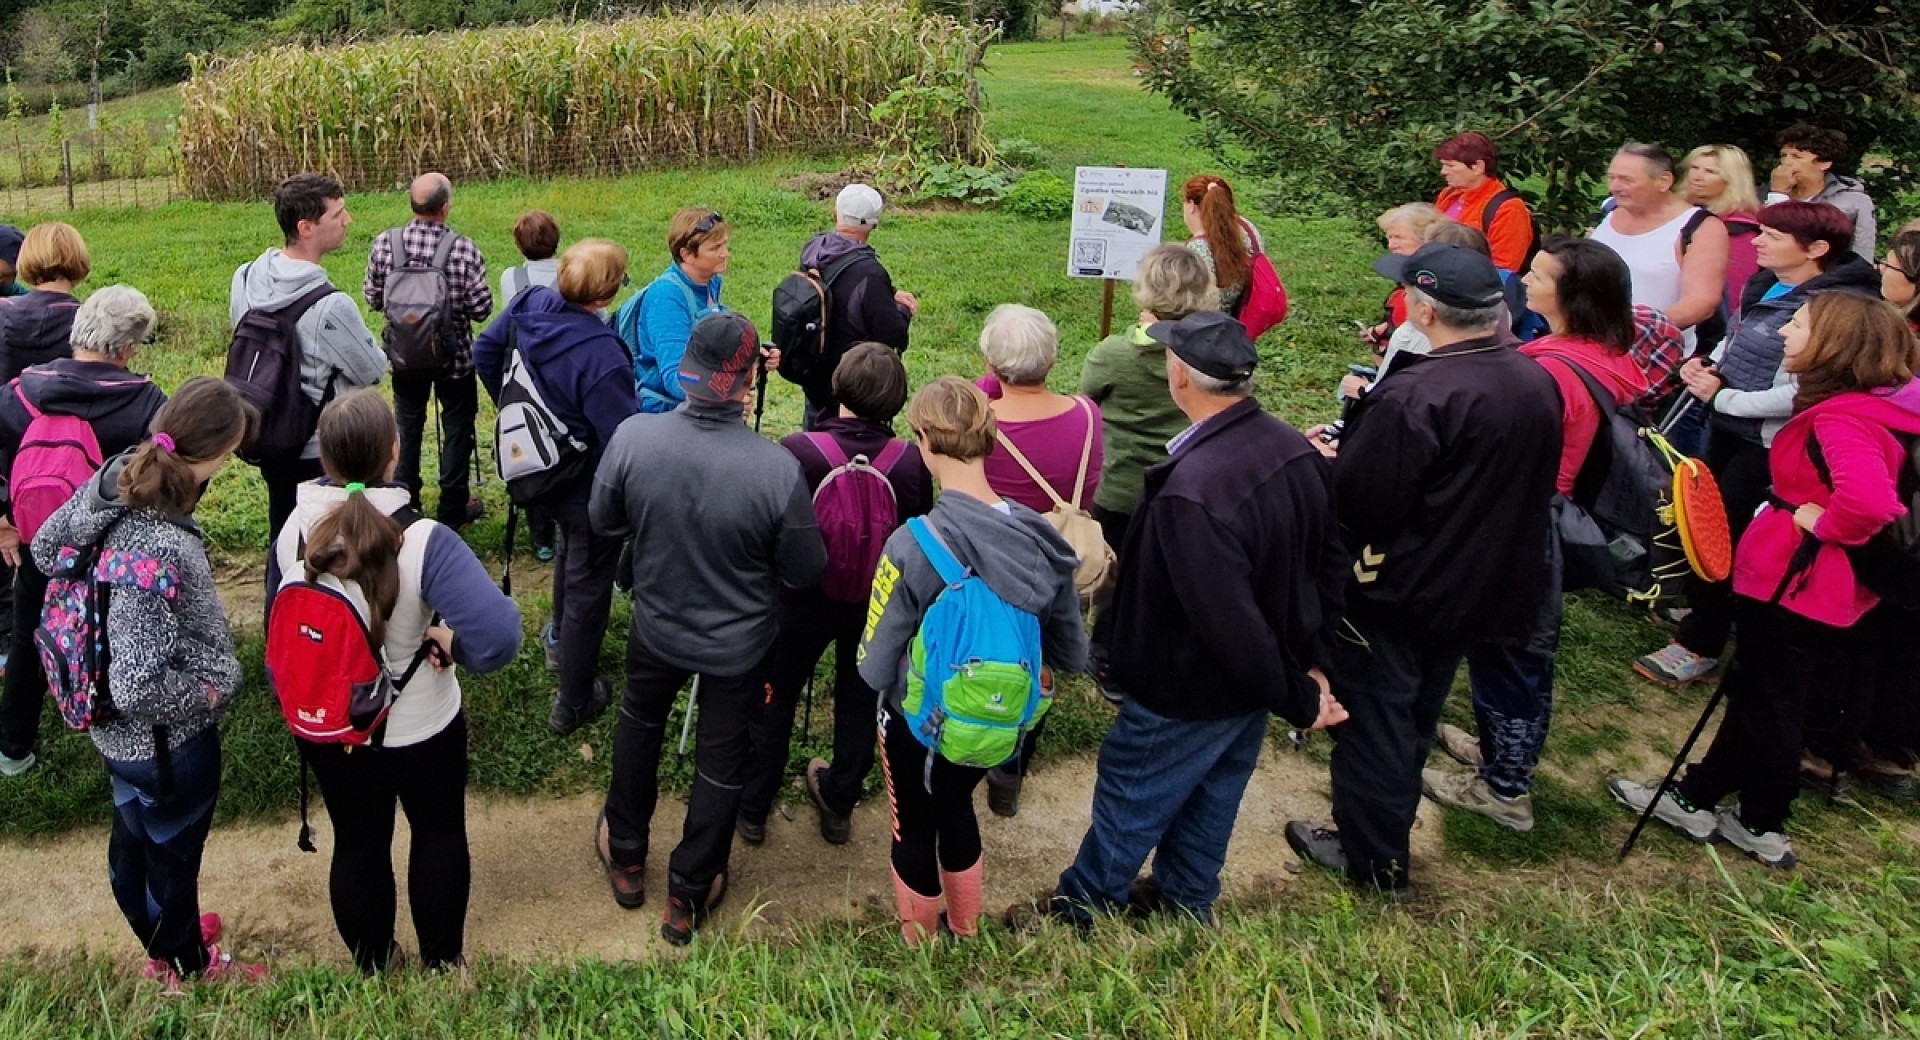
0, 358, 167, 517
0, 290, 80, 385
1107, 399, 1345, 726
1335, 335, 1562, 645
791, 232, 911, 408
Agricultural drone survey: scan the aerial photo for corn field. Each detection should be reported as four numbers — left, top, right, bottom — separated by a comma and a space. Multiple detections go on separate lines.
176, 4, 995, 201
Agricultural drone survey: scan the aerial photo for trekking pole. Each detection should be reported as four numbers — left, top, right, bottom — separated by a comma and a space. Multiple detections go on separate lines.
752, 357, 770, 434
500, 500, 518, 596
801, 677, 815, 737
1657, 394, 1697, 438
677, 675, 701, 766
1618, 682, 1728, 860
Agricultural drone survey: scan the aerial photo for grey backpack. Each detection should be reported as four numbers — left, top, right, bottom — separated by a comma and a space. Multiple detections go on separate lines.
380, 229, 460, 373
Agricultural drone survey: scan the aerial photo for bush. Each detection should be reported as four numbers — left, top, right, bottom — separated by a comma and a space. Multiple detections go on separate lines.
1003, 169, 1073, 219
913, 0, 1063, 41
1133, 0, 1920, 233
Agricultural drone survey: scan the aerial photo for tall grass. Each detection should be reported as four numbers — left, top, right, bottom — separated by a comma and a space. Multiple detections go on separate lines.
176, 4, 993, 201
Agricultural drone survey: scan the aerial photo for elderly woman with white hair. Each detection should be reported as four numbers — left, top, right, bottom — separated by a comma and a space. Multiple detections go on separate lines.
973, 302, 1103, 817
0, 285, 169, 776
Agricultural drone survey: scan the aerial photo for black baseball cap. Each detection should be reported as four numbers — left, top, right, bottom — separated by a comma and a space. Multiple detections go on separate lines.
1372, 243, 1505, 309
678, 312, 761, 403
1145, 310, 1258, 382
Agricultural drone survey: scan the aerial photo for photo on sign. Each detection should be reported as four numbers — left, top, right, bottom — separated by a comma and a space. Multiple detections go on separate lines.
1072, 238, 1108, 268
1100, 199, 1157, 236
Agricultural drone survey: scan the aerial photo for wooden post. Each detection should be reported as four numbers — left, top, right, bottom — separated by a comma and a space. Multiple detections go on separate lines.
1099, 278, 1116, 338
62, 140, 74, 211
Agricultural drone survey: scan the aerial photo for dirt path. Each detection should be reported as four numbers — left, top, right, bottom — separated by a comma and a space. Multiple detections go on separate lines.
0, 747, 1446, 966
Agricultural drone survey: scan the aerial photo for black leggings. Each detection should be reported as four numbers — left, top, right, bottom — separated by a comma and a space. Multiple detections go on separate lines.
1676, 429, 1772, 659
880, 709, 985, 898
299, 713, 470, 972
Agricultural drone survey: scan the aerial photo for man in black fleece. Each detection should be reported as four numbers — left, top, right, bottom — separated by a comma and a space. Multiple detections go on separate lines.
1286, 244, 1563, 898
1045, 311, 1347, 926
589, 312, 825, 945
785, 184, 918, 431
0, 286, 167, 776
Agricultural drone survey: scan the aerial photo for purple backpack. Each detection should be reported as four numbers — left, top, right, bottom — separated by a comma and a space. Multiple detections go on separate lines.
35, 515, 177, 731
10, 382, 105, 542
806, 434, 908, 603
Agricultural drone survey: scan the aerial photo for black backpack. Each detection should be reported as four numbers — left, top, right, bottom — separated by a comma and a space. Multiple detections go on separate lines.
1549, 358, 1685, 601
770, 248, 868, 388
225, 273, 340, 465
1807, 431, 1920, 609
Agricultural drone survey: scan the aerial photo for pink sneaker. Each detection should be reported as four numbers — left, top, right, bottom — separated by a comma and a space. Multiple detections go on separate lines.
200, 913, 222, 946
201, 944, 270, 984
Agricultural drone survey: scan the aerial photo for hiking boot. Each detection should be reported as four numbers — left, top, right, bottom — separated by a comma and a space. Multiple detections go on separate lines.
1422, 768, 1534, 832
594, 810, 645, 910
1854, 749, 1917, 800
1125, 876, 1166, 918
1606, 778, 1718, 842
549, 677, 612, 737
1284, 821, 1348, 873
985, 767, 1021, 818
735, 815, 766, 846
441, 498, 485, 531
541, 622, 561, 674
806, 758, 851, 845
1716, 807, 1796, 869
1001, 895, 1081, 933
661, 872, 727, 946
1649, 605, 1692, 632
1633, 643, 1718, 688
534, 542, 557, 564
1434, 723, 1483, 767
0, 749, 35, 778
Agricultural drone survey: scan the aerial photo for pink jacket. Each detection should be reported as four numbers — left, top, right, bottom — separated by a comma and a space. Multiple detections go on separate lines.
1733, 380, 1920, 626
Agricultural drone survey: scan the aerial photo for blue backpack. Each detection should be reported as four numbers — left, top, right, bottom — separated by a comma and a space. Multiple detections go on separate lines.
900, 517, 1049, 777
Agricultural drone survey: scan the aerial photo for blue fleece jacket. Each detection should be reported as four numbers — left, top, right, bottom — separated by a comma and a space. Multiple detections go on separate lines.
616, 265, 723, 413
473, 286, 640, 501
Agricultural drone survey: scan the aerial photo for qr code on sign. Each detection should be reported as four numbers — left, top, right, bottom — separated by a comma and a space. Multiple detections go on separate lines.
1072, 239, 1107, 267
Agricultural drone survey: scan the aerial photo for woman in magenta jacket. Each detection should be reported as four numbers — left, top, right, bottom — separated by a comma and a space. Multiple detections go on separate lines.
1610, 292, 1920, 869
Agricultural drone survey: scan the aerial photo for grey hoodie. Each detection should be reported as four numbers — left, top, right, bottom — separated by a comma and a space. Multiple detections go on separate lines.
30, 455, 243, 763
1813, 174, 1879, 261
229, 249, 387, 458
856, 491, 1088, 715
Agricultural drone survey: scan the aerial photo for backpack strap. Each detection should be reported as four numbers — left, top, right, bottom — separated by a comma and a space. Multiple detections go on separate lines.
1679, 207, 1711, 253
274, 281, 340, 323
871, 438, 909, 476
993, 399, 1095, 511
12, 381, 41, 422
1541, 354, 1622, 506
806, 431, 849, 469
994, 430, 1069, 511
906, 516, 968, 587
1480, 189, 1523, 235
427, 229, 459, 273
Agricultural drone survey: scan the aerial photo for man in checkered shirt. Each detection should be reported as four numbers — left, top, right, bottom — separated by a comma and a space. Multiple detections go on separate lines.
364, 171, 494, 528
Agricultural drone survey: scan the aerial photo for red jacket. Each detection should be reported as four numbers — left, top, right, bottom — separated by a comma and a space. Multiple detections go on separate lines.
1524, 337, 1652, 496
1435, 178, 1534, 274
1734, 381, 1920, 627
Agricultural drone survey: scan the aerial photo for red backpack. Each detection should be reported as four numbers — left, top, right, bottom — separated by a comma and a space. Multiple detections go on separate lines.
10, 382, 106, 542
805, 434, 908, 603
1234, 219, 1289, 340
266, 510, 438, 746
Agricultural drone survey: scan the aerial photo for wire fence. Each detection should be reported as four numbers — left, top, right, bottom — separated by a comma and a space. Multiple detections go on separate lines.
0, 120, 182, 214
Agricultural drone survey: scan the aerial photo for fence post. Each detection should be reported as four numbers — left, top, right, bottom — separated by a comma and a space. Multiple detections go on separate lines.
746, 101, 757, 159
62, 139, 74, 211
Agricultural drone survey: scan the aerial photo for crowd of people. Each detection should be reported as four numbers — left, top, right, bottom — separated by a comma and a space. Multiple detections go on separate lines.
0, 113, 1915, 986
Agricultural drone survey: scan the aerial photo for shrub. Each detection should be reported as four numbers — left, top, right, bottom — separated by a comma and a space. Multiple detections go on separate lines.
913, 0, 1063, 41
1002, 169, 1073, 219
177, 4, 993, 200
1133, 0, 1920, 232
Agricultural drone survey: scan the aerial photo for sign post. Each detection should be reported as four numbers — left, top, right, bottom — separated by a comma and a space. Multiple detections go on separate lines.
1069, 166, 1168, 337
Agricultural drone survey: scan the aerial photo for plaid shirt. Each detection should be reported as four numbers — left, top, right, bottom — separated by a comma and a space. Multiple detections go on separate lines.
1630, 304, 1686, 413
364, 218, 493, 378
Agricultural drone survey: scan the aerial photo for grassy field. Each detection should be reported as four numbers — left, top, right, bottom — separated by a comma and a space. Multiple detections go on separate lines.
2, 33, 1919, 1037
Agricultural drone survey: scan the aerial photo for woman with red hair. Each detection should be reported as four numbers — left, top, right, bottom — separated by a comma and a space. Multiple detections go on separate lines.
1432, 132, 1536, 275
1180, 175, 1263, 314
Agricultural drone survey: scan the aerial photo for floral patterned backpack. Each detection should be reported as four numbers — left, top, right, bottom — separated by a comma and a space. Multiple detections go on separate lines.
35, 513, 179, 730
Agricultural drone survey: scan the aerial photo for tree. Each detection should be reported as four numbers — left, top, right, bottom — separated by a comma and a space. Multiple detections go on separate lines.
1132, 0, 1920, 233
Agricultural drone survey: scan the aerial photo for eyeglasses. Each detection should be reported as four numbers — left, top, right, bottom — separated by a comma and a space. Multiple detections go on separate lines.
1877, 260, 1914, 280
621, 272, 632, 287
695, 211, 725, 234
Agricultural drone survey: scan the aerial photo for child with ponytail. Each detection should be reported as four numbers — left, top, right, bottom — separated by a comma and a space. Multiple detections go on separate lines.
29, 377, 263, 988
267, 389, 520, 974
1181, 175, 1264, 314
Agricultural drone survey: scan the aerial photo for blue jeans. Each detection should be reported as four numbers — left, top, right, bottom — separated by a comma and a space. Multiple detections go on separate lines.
106, 727, 221, 974
1462, 516, 1563, 798
1054, 698, 1267, 924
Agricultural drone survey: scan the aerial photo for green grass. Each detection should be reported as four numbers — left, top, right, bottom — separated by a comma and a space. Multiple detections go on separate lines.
3, 34, 1920, 1035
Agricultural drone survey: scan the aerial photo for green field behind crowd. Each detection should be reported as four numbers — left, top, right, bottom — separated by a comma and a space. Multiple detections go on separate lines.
2, 34, 1919, 1038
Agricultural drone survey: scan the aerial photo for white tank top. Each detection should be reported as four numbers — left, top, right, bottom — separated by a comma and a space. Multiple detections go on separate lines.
1589, 205, 1702, 315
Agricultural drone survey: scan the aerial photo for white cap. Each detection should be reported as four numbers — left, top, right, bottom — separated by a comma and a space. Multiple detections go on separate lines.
835, 184, 884, 228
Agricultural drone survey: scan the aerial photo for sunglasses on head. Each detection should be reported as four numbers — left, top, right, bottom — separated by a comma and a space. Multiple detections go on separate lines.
695, 211, 725, 234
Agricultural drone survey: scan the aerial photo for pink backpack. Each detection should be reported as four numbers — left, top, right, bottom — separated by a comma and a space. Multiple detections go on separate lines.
10, 383, 104, 542
806, 434, 908, 603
